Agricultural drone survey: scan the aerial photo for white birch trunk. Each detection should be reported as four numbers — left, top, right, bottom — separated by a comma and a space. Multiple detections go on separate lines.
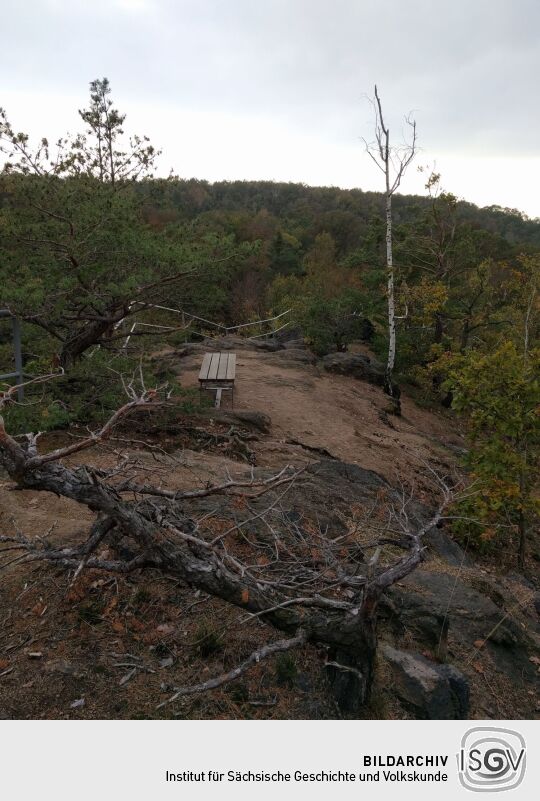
367, 85, 416, 410
385, 191, 396, 380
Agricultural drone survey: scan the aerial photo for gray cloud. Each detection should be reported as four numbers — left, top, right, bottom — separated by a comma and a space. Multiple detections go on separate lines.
2, 1, 539, 211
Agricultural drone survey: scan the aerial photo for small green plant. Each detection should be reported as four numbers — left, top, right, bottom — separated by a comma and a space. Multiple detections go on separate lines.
77, 600, 105, 626
228, 683, 249, 703
154, 641, 171, 658
193, 623, 222, 658
275, 653, 298, 687
133, 587, 152, 606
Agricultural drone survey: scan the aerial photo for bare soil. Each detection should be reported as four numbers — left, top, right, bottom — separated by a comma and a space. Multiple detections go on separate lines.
178, 347, 466, 482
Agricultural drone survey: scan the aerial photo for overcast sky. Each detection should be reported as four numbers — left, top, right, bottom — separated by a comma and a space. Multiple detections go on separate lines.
2, 0, 540, 216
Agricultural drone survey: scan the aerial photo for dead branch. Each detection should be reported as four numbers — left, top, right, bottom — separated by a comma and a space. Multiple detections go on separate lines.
158, 630, 307, 707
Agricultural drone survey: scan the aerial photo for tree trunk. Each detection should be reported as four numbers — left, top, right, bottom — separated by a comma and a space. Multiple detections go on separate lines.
59, 316, 122, 369
434, 312, 444, 345
517, 510, 526, 572
325, 591, 379, 710
460, 318, 470, 352
517, 466, 527, 571
431, 313, 445, 395
384, 192, 401, 412
385, 193, 395, 374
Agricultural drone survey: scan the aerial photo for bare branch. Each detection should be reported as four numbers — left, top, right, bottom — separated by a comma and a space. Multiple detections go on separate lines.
158, 630, 307, 707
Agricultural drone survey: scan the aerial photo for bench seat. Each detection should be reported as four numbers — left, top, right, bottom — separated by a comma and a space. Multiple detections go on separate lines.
199, 352, 236, 408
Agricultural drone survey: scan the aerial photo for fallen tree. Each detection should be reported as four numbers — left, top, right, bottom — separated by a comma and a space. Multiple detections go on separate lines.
0, 376, 452, 711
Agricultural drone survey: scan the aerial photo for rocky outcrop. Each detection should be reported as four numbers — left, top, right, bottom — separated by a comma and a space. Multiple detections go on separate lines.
389, 570, 527, 649
282, 338, 306, 350
201, 409, 272, 434
322, 352, 385, 387
426, 525, 474, 567
384, 569, 538, 687
272, 348, 317, 365
381, 645, 470, 719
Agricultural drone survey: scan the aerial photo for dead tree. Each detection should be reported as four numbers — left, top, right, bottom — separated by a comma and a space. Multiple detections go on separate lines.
0, 378, 450, 711
363, 86, 417, 411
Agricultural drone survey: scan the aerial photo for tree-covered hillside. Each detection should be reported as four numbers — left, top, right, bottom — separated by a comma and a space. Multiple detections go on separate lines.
1, 80, 538, 570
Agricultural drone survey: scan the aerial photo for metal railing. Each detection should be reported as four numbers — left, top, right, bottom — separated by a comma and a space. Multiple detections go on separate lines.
0, 306, 295, 385
120, 305, 293, 350
0, 310, 25, 400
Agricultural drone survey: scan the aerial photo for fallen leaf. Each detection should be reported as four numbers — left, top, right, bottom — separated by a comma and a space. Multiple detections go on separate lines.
156, 623, 174, 636
473, 639, 485, 649
70, 698, 85, 709
103, 597, 118, 617
241, 589, 249, 604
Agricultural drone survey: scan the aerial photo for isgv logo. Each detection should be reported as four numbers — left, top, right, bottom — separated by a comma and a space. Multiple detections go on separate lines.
458, 727, 526, 792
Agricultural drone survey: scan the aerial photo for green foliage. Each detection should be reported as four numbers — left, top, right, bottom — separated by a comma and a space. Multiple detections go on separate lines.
193, 623, 223, 658
443, 342, 540, 558
274, 653, 298, 687
300, 291, 371, 355
1, 349, 188, 435
0, 81, 238, 368
268, 232, 372, 354
77, 599, 105, 626
268, 230, 302, 276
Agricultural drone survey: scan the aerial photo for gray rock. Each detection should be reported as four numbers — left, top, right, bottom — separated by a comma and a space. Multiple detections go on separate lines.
275, 325, 303, 345
426, 525, 474, 567
279, 460, 389, 538
381, 644, 469, 719
273, 348, 317, 365
385, 570, 538, 684
201, 335, 247, 350
44, 659, 86, 677
379, 593, 448, 653
322, 352, 385, 387
306, 459, 387, 494
249, 339, 280, 351
283, 338, 306, 350
174, 342, 206, 358
390, 570, 526, 649
202, 410, 272, 434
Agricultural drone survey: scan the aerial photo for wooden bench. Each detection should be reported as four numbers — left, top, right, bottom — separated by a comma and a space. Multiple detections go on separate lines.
198, 351, 236, 409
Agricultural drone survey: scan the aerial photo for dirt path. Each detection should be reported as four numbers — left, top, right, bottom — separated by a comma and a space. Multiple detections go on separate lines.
177, 348, 465, 483
1, 346, 465, 562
